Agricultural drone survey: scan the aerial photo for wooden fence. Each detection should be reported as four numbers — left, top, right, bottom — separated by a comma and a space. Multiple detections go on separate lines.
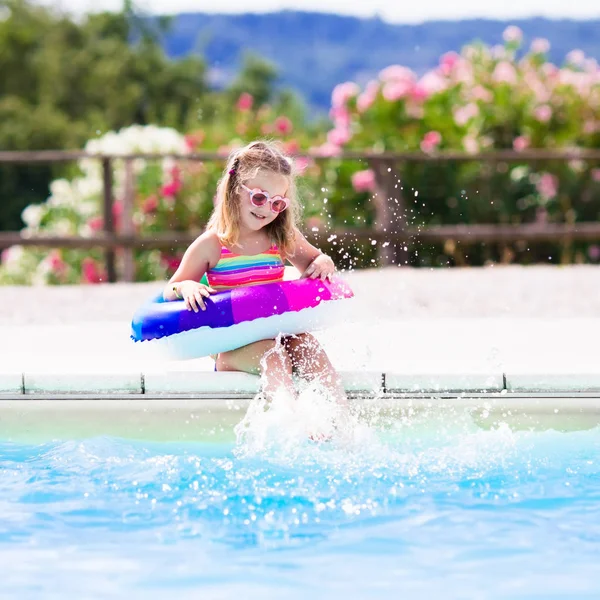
0, 148, 599, 282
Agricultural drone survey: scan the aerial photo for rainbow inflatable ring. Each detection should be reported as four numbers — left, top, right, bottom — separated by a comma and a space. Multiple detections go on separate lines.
131, 277, 354, 360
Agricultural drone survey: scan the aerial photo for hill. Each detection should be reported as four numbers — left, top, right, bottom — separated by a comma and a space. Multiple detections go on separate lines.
157, 12, 600, 111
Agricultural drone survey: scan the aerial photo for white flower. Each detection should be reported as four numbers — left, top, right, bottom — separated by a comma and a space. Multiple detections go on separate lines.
72, 177, 102, 200
21, 204, 45, 229
1, 245, 24, 273
510, 166, 529, 181
32, 257, 53, 285
52, 219, 75, 236
77, 198, 100, 218
79, 223, 94, 237
47, 179, 76, 208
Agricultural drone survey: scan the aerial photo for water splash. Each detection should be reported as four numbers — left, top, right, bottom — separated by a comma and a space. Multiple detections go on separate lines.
233, 380, 372, 459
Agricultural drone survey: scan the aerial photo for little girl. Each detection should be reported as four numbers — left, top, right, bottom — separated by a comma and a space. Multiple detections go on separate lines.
163, 140, 347, 406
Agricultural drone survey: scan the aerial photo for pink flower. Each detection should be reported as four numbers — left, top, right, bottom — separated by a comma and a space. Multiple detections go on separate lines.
409, 84, 430, 103
513, 136, 530, 152
379, 65, 416, 83
541, 63, 559, 79
312, 142, 342, 158
88, 216, 103, 231
453, 103, 479, 126
142, 195, 158, 214
329, 106, 351, 128
528, 78, 551, 103
284, 139, 300, 155
236, 92, 253, 112
453, 62, 474, 85
419, 71, 447, 95
558, 69, 591, 94
533, 105, 552, 123
112, 201, 122, 232
439, 51, 460, 76
260, 123, 272, 135
592, 169, 600, 182
567, 50, 585, 66
471, 85, 493, 103
405, 103, 424, 119
463, 136, 479, 154
493, 61, 518, 85
161, 254, 182, 273
327, 126, 352, 146
82, 257, 105, 284
382, 80, 413, 102
274, 116, 293, 136
294, 156, 312, 173
588, 245, 600, 261
48, 250, 66, 276
351, 169, 376, 193
420, 131, 442, 153
331, 82, 360, 108
184, 131, 204, 150
530, 38, 550, 54
357, 92, 375, 113
536, 173, 559, 199
503, 25, 523, 43
356, 81, 379, 113
161, 180, 182, 197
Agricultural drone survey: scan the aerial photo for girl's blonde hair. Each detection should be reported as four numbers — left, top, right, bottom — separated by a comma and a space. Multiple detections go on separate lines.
207, 140, 300, 257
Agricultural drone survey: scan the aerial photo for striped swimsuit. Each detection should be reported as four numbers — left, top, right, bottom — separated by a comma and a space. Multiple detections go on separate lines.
206, 244, 285, 291
207, 244, 285, 367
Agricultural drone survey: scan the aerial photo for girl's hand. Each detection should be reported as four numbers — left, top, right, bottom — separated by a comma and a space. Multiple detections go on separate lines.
302, 253, 335, 282
178, 281, 217, 312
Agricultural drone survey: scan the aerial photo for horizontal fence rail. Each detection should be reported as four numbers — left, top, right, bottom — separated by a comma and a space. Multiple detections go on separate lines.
1, 148, 599, 162
1, 149, 599, 282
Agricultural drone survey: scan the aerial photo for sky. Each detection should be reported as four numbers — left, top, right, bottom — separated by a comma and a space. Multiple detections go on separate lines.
40, 0, 600, 23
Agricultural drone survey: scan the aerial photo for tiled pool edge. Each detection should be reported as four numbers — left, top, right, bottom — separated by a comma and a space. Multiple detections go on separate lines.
2, 370, 600, 397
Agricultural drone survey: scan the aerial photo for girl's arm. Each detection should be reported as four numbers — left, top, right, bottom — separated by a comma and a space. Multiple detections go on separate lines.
287, 228, 335, 280
163, 231, 220, 305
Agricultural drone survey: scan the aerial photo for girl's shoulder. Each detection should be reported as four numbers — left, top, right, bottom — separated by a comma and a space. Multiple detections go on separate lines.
189, 229, 222, 264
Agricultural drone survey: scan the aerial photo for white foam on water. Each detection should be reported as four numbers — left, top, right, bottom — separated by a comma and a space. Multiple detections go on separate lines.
232, 338, 374, 458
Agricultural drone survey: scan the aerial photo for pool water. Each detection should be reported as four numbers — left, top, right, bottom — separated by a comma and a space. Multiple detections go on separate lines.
1, 405, 600, 599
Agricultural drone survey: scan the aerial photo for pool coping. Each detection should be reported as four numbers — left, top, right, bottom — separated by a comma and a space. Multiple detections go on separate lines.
2, 370, 600, 397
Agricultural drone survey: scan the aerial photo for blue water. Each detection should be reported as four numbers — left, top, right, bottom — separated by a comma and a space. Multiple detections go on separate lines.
2, 414, 600, 599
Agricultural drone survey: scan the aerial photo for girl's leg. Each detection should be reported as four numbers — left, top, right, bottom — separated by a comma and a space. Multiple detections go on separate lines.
283, 333, 347, 406
216, 339, 294, 399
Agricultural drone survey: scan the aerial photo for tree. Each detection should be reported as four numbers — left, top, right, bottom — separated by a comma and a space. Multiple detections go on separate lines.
227, 53, 279, 108
0, 0, 208, 230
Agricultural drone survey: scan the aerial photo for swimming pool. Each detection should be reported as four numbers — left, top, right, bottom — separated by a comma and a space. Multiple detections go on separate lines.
1, 400, 600, 599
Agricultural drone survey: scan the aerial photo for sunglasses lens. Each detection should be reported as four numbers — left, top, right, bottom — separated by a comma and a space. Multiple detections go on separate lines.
251, 192, 268, 206
271, 199, 287, 213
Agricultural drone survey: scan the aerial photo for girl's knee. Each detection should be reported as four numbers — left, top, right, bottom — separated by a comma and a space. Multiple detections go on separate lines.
256, 339, 292, 370
286, 332, 319, 351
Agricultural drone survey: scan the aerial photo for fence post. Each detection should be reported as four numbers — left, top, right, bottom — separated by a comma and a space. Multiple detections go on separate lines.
368, 158, 410, 266
122, 158, 135, 282
102, 157, 117, 283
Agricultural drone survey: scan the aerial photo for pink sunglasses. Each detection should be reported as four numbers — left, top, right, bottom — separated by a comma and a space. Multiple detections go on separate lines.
241, 184, 289, 214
